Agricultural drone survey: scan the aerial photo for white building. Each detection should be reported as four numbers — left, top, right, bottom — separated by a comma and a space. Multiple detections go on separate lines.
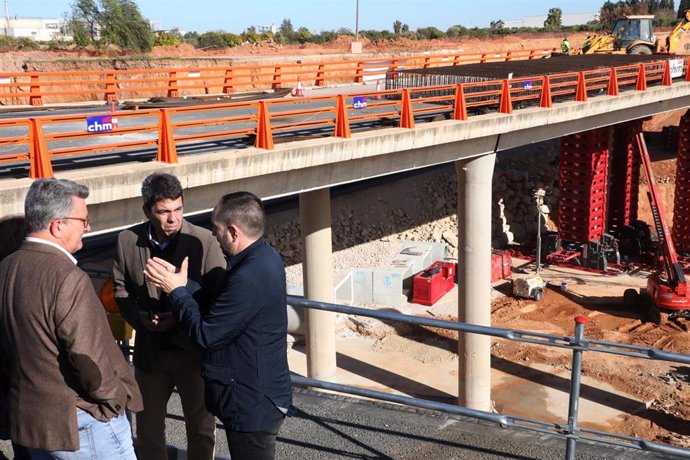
1, 17, 70, 41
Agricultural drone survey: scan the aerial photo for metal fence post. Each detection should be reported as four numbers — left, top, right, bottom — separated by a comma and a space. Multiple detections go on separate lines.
565, 315, 588, 460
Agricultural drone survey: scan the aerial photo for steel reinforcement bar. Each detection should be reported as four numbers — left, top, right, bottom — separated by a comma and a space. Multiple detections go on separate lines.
287, 296, 690, 459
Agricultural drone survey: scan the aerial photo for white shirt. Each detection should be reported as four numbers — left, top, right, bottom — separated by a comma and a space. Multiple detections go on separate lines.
25, 237, 77, 265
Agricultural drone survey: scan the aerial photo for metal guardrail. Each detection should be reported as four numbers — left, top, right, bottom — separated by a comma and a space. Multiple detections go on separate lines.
0, 48, 558, 106
287, 295, 690, 459
0, 58, 684, 180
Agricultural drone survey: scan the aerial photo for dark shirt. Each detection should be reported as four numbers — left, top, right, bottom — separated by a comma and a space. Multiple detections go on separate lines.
168, 238, 293, 432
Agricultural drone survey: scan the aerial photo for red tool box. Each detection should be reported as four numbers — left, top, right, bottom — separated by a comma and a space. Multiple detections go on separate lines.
412, 261, 455, 306
491, 251, 512, 282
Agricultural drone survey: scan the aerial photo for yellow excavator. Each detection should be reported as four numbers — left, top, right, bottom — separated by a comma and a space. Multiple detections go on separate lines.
574, 10, 690, 55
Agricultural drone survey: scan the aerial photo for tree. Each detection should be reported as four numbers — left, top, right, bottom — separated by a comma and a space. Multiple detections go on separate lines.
679, 0, 690, 16
490, 19, 505, 31
393, 20, 402, 35
296, 26, 312, 43
66, 0, 153, 52
544, 8, 563, 28
68, 0, 100, 47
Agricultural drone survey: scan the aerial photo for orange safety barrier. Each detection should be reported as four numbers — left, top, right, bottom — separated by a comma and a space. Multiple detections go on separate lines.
636, 63, 648, 91
334, 95, 351, 138
608, 68, 619, 96
0, 58, 684, 180
0, 49, 560, 106
539, 76, 552, 109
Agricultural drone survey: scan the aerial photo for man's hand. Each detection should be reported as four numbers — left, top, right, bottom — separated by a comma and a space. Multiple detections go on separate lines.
144, 257, 188, 294
138, 311, 176, 332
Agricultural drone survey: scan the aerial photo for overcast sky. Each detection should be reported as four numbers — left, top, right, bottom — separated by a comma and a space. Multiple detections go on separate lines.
12, 0, 616, 33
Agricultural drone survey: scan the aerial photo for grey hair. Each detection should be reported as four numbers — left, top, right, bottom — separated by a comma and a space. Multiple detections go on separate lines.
24, 179, 89, 234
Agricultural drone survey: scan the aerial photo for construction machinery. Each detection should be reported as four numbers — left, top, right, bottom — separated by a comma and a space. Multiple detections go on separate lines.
624, 133, 689, 319
575, 10, 690, 55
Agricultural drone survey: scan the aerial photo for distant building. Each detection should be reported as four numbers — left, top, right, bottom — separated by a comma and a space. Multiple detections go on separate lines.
504, 12, 599, 28
1, 16, 71, 40
257, 24, 278, 35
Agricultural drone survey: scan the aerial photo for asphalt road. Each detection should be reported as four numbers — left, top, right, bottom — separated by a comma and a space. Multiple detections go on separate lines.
2, 386, 684, 460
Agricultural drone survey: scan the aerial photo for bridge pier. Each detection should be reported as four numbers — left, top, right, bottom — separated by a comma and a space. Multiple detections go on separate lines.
300, 188, 337, 381
455, 153, 495, 412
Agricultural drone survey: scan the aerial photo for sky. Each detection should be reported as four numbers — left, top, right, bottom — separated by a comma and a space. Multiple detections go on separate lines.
12, 0, 611, 34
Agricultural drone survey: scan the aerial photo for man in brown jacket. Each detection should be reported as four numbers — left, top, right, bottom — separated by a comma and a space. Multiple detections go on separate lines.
0, 178, 142, 458
113, 172, 225, 460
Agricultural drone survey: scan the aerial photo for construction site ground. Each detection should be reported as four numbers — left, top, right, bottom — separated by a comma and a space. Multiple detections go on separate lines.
275, 121, 690, 451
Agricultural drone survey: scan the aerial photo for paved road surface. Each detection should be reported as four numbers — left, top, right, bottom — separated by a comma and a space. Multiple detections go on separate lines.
1, 386, 684, 459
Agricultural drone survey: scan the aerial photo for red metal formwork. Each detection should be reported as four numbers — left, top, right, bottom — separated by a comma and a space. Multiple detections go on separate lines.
673, 110, 690, 252
608, 121, 641, 232
558, 128, 610, 243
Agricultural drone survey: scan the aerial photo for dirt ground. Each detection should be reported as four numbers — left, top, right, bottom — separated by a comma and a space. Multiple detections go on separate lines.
276, 126, 690, 451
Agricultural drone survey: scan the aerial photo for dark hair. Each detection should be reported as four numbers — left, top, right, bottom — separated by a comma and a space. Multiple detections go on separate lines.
0, 215, 25, 261
141, 173, 183, 210
214, 192, 265, 239
25, 179, 89, 234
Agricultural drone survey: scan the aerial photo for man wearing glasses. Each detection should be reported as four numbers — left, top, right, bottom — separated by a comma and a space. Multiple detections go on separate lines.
112, 172, 225, 460
0, 178, 142, 458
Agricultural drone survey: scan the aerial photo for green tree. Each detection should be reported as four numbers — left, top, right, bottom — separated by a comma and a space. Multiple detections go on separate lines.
197, 31, 226, 48
679, 0, 690, 16
416, 26, 446, 39
544, 8, 562, 28
241, 26, 259, 43
68, 0, 100, 47
296, 26, 312, 43
154, 31, 181, 46
393, 20, 402, 35
490, 19, 505, 31
67, 0, 153, 51
100, 0, 154, 52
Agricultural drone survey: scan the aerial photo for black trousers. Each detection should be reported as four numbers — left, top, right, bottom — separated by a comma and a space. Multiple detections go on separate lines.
226, 409, 285, 460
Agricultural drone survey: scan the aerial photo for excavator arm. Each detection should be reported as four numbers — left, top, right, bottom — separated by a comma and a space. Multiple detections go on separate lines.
664, 10, 690, 53
636, 133, 686, 293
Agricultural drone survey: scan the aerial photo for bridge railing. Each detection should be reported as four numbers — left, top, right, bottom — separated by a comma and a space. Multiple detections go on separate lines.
0, 48, 558, 106
287, 295, 690, 459
0, 58, 685, 179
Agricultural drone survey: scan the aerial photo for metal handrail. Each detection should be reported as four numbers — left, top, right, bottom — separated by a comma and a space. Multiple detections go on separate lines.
287, 295, 690, 459
0, 48, 558, 106
0, 58, 684, 179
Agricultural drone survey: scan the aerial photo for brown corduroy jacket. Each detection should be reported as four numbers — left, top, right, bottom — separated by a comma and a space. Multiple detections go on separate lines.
0, 241, 143, 451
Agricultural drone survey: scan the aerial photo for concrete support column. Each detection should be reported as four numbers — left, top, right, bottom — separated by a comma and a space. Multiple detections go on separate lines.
455, 153, 496, 412
300, 188, 337, 381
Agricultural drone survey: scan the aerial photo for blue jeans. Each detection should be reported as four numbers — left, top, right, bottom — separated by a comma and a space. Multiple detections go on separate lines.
26, 409, 136, 460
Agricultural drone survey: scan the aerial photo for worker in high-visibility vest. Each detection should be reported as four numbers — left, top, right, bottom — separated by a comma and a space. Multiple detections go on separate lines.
561, 37, 570, 54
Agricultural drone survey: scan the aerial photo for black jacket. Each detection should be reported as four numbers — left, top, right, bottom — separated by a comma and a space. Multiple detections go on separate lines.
169, 238, 293, 431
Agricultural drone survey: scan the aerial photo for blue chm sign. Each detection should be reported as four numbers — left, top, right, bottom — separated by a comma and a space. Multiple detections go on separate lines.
86, 114, 118, 133
353, 96, 368, 109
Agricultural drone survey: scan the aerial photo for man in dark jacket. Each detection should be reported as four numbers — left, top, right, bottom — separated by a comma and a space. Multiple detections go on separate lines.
144, 191, 292, 460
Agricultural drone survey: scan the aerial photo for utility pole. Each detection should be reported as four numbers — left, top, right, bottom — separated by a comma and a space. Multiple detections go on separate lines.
4, 0, 10, 35
355, 0, 360, 41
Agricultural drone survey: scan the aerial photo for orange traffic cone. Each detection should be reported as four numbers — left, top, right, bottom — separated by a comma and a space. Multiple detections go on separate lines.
294, 77, 304, 97
374, 79, 382, 100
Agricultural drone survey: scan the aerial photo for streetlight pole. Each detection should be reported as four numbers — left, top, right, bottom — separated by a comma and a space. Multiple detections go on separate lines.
355, 0, 360, 42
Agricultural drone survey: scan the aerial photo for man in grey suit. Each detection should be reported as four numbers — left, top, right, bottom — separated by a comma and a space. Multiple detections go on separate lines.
113, 172, 226, 460
0, 178, 142, 459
